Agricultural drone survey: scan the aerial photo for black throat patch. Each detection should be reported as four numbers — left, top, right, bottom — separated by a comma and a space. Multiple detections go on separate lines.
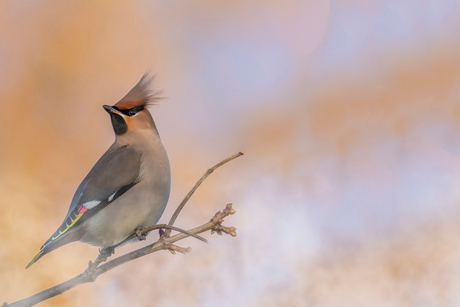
110, 113, 128, 135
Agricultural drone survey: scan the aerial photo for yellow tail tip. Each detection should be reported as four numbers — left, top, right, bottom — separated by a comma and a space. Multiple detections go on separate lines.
26, 251, 44, 269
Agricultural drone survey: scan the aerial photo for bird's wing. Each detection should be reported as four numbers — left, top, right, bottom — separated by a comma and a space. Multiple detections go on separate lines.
27, 145, 142, 268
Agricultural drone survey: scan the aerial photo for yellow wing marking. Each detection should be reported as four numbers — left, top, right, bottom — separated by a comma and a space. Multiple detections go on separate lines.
26, 208, 86, 268
26, 251, 44, 269
51, 211, 85, 242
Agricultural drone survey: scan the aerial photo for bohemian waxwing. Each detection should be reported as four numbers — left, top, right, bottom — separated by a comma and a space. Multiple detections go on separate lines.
27, 74, 171, 268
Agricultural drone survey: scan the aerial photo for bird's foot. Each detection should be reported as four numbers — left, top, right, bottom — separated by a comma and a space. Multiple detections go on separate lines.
135, 227, 147, 241
99, 246, 115, 261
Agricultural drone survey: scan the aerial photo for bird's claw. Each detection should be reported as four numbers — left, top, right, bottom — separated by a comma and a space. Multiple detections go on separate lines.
135, 227, 147, 241
99, 246, 115, 261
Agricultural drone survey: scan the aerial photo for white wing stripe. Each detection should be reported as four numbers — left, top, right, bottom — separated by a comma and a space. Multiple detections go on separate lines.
83, 200, 101, 209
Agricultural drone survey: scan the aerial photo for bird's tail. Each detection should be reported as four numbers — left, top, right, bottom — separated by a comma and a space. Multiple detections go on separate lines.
26, 231, 58, 269
26, 250, 46, 269
26, 226, 77, 269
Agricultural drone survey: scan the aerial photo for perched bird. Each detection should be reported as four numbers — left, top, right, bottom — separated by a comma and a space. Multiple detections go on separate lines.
27, 75, 171, 268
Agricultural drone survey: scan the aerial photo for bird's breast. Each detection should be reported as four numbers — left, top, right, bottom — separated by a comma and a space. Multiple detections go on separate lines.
80, 137, 171, 248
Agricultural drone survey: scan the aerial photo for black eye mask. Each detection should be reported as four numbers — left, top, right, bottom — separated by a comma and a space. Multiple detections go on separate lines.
113, 105, 145, 116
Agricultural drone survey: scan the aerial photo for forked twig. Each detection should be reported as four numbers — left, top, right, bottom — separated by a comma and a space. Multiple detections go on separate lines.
168, 151, 244, 227
115, 224, 208, 247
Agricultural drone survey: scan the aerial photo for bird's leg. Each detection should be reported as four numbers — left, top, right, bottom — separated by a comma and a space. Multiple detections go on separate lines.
135, 226, 147, 241
99, 246, 115, 261
88, 247, 114, 269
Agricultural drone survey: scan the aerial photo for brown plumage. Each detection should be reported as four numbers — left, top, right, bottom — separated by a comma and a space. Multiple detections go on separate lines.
27, 74, 171, 268
114, 74, 162, 110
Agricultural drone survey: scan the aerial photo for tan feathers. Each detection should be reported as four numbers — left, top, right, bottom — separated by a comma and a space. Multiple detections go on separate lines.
114, 73, 162, 110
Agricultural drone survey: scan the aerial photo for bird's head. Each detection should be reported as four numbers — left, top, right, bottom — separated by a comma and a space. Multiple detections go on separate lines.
103, 74, 161, 136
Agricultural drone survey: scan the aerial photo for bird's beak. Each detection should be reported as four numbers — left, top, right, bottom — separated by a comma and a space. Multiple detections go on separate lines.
103, 105, 122, 115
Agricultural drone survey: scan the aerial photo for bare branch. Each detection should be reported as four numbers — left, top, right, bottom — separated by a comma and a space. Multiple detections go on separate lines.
167, 151, 244, 227
4, 204, 236, 307
117, 224, 208, 246
3, 151, 243, 307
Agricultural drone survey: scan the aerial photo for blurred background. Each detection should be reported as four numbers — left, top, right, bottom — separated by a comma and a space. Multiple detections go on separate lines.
1, 0, 460, 306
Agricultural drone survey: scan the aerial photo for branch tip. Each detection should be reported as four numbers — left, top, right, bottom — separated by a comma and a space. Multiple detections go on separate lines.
168, 152, 243, 228
216, 225, 237, 237
165, 242, 191, 255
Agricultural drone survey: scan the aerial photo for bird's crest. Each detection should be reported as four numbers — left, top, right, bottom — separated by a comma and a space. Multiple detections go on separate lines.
114, 73, 162, 110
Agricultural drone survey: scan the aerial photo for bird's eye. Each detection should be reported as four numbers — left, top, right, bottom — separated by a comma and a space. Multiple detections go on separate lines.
128, 110, 136, 116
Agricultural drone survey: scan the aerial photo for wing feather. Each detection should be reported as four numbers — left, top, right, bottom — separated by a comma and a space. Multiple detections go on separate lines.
27, 145, 142, 267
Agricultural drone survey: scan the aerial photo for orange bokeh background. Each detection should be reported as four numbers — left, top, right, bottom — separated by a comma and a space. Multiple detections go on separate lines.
2, 1, 460, 306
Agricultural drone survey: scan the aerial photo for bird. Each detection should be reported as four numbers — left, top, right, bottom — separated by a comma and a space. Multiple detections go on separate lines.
26, 74, 171, 268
